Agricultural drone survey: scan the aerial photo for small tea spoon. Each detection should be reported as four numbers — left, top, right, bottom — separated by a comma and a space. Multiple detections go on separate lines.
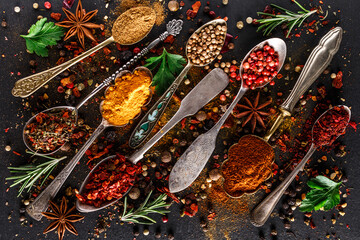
76, 68, 230, 213
22, 19, 183, 155
168, 38, 286, 193
26, 67, 153, 221
250, 105, 351, 227
129, 19, 227, 149
12, 6, 158, 98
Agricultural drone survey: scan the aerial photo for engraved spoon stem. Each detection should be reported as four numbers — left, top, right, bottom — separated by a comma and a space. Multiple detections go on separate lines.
12, 37, 115, 98
26, 121, 108, 221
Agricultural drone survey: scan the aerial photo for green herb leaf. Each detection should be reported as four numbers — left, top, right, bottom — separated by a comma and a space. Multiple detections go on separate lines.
144, 48, 186, 95
299, 176, 342, 212
20, 18, 64, 57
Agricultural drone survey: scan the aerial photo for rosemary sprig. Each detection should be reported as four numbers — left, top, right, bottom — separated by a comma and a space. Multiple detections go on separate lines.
256, 0, 318, 38
6, 150, 66, 197
120, 191, 170, 225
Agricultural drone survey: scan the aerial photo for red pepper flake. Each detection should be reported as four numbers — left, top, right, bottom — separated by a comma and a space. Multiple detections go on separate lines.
72, 87, 81, 98
332, 71, 343, 89
4, 128, 9, 133
13, 151, 21, 156
308, 29, 315, 33
180, 1, 185, 7
181, 118, 186, 129
77, 154, 141, 207
50, 12, 62, 21
164, 35, 175, 44
103, 47, 111, 55
348, 121, 357, 131
207, 212, 216, 221
186, 1, 201, 19
308, 20, 316, 26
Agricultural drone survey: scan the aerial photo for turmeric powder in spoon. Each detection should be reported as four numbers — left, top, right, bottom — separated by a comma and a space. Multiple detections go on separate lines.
102, 69, 152, 126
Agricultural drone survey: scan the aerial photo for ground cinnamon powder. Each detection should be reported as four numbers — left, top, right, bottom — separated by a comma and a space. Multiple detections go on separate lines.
221, 135, 274, 196
102, 69, 151, 126
112, 6, 156, 45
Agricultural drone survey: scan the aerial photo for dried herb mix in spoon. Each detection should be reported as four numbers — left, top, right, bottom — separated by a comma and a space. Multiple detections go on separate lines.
24, 109, 76, 153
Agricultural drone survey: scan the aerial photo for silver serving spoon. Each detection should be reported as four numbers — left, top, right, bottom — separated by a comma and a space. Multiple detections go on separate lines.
26, 67, 153, 221
76, 68, 230, 213
129, 19, 227, 149
250, 105, 351, 227
22, 19, 183, 156
12, 6, 157, 98
169, 38, 287, 193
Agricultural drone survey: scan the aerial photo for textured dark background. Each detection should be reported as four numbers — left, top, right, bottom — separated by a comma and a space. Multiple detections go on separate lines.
0, 0, 360, 239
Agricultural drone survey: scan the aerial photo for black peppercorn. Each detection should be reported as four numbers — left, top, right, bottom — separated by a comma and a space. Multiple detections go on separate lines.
282, 202, 289, 210
279, 212, 285, 220
286, 208, 293, 215
155, 232, 161, 239
204, 119, 215, 130
197, 18, 203, 26
19, 207, 26, 214
203, 6, 210, 13
295, 185, 302, 192
66, 95, 76, 106
284, 188, 289, 195
56, 43, 63, 49
341, 176, 348, 183
119, 50, 133, 62
289, 189, 296, 197
168, 233, 174, 240
105, 131, 117, 142
62, 71, 70, 77
188, 28, 195, 35
288, 198, 295, 206
91, 66, 97, 73
59, 50, 66, 57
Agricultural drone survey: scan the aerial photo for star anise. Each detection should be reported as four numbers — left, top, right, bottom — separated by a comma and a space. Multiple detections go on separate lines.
56, 0, 104, 49
233, 92, 272, 133
42, 196, 84, 240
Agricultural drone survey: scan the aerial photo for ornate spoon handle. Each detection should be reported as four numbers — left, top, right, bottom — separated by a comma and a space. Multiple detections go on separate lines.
263, 27, 343, 142
12, 37, 115, 98
75, 19, 183, 110
129, 62, 192, 148
250, 144, 317, 227
26, 121, 108, 221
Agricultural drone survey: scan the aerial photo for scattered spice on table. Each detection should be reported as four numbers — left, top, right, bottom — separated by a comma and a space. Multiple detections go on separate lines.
313, 106, 350, 147
24, 109, 76, 153
102, 69, 152, 126
187, 22, 227, 65
112, 6, 156, 45
222, 135, 274, 196
77, 154, 142, 207
242, 44, 279, 89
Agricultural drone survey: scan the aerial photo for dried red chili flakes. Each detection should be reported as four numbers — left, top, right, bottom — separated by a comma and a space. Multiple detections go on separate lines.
186, 1, 201, 19
50, 12, 62, 21
207, 212, 216, 221
332, 71, 343, 89
77, 154, 142, 207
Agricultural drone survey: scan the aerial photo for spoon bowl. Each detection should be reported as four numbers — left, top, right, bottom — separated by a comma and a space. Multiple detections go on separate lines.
239, 38, 287, 89
76, 155, 135, 212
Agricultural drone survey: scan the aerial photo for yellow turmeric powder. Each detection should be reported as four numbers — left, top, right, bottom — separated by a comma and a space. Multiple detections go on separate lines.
102, 69, 151, 126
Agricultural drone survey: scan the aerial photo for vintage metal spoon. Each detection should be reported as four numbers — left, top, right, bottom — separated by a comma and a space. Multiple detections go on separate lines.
169, 38, 287, 193
221, 26, 343, 198
26, 67, 153, 221
128, 19, 227, 149
76, 68, 230, 212
22, 19, 183, 155
250, 105, 351, 227
12, 9, 179, 98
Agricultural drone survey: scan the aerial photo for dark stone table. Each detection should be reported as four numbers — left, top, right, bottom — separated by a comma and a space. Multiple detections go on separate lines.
0, 0, 359, 239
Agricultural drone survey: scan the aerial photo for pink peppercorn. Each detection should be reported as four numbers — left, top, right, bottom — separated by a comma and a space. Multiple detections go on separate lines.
44, 1, 51, 9
162, 215, 168, 223
133, 47, 141, 54
220, 94, 226, 101
57, 86, 64, 93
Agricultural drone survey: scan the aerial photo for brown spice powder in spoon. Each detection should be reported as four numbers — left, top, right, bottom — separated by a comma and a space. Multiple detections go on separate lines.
222, 135, 274, 196
112, 6, 156, 45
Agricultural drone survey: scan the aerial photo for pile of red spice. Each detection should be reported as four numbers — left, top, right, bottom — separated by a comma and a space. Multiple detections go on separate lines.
313, 105, 350, 147
77, 154, 142, 207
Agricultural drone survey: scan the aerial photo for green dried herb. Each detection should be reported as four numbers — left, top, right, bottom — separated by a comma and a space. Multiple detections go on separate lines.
299, 175, 342, 212
120, 191, 170, 225
6, 150, 66, 197
21, 18, 64, 57
144, 48, 186, 95
256, 0, 318, 38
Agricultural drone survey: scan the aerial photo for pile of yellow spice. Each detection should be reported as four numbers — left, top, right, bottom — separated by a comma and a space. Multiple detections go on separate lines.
102, 69, 152, 126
